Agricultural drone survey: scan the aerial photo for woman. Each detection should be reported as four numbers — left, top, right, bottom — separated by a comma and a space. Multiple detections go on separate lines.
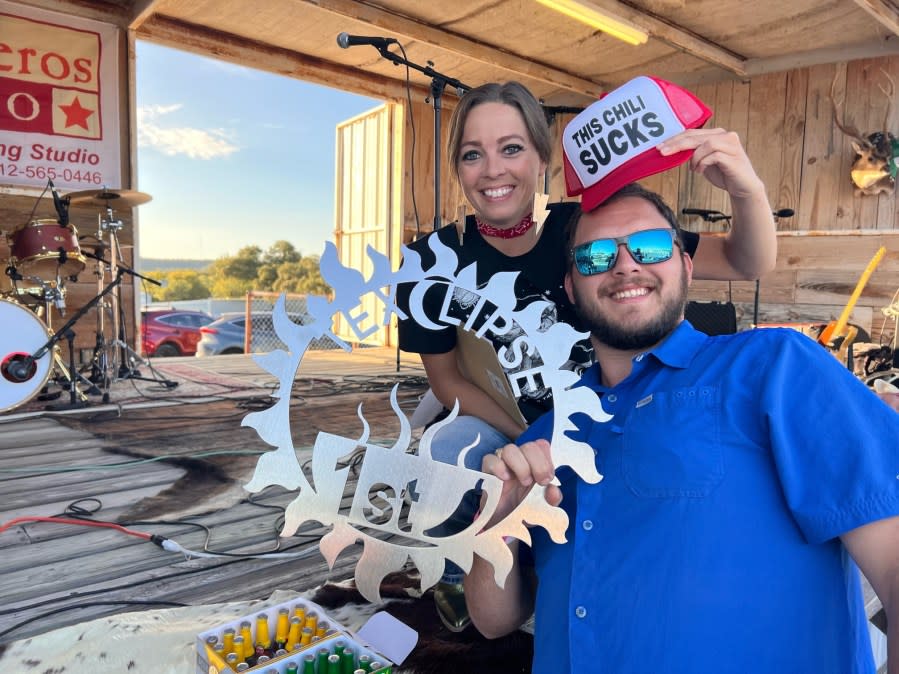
397, 81, 777, 630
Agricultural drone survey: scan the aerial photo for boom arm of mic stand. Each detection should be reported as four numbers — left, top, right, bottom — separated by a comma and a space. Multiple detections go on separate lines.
82, 249, 162, 286
114, 260, 162, 286
373, 44, 471, 95
371, 45, 471, 232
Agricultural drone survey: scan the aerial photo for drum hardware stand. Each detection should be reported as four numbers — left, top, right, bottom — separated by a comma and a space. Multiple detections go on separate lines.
44, 327, 88, 411
2, 265, 95, 402
41, 281, 100, 400
97, 205, 131, 380
5, 266, 134, 411
9, 259, 171, 408
84, 240, 113, 392
80, 249, 174, 392
92, 208, 171, 386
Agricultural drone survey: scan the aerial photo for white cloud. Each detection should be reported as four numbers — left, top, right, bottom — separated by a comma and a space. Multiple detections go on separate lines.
137, 104, 239, 160
138, 103, 183, 121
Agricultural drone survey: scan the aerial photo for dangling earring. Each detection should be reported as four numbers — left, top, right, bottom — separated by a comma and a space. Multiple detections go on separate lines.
532, 190, 550, 239
455, 202, 468, 245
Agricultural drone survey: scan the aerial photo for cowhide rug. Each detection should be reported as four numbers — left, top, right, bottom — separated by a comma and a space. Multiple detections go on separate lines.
0, 570, 533, 674
307, 570, 533, 674
53, 382, 427, 521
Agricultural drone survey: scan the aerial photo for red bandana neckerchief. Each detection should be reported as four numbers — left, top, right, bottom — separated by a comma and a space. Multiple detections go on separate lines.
475, 213, 534, 239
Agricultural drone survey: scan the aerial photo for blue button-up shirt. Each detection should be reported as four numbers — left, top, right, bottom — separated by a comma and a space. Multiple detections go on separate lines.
521, 321, 899, 673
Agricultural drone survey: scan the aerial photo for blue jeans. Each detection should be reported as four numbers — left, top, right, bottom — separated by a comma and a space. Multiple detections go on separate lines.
427, 414, 512, 469
425, 415, 512, 583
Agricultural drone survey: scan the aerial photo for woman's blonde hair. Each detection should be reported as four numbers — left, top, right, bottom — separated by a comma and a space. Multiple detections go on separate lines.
446, 82, 552, 181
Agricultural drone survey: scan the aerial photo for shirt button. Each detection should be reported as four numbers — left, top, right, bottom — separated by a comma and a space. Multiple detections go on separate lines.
582, 520, 593, 531
607, 394, 617, 403
575, 606, 587, 619
635, 354, 644, 362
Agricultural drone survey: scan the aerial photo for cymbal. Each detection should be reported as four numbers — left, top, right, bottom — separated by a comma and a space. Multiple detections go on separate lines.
65, 188, 152, 208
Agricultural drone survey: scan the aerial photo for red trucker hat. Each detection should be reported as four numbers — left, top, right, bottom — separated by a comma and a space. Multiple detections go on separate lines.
563, 76, 712, 211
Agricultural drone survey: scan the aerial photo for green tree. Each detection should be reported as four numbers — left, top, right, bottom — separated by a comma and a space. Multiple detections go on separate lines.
140, 241, 330, 303
209, 275, 253, 299
158, 269, 211, 301
256, 263, 279, 290
143, 269, 168, 302
273, 256, 330, 295
209, 245, 262, 282
262, 240, 302, 266
256, 241, 305, 291
142, 269, 210, 302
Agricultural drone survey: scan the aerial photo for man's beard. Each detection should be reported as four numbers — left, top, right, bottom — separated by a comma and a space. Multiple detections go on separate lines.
573, 267, 689, 351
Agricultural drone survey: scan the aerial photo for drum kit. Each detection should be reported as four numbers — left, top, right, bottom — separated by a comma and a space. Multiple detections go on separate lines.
0, 185, 166, 413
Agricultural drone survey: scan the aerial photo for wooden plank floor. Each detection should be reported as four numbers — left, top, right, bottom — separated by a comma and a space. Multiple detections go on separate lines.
0, 348, 429, 646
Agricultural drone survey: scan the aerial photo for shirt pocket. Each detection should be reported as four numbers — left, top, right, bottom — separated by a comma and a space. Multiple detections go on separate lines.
621, 385, 723, 498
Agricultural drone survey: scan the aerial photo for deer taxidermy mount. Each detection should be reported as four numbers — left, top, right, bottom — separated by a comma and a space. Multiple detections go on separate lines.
830, 68, 898, 197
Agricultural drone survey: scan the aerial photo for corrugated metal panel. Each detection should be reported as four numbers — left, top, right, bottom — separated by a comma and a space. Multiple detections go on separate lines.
333, 103, 402, 347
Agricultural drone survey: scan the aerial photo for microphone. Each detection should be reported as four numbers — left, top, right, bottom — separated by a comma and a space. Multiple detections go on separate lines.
57, 247, 68, 266
50, 286, 66, 317
49, 179, 69, 227
773, 208, 795, 218
336, 32, 398, 49
5, 354, 35, 383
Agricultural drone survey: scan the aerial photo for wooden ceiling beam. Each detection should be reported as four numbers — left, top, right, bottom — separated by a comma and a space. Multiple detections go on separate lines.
298, 0, 606, 97
128, 0, 167, 31
135, 15, 431, 102
743, 36, 899, 77
10, 0, 130, 27
853, 0, 899, 36
581, 0, 747, 76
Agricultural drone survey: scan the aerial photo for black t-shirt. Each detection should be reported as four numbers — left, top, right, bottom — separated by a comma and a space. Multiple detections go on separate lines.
396, 201, 699, 423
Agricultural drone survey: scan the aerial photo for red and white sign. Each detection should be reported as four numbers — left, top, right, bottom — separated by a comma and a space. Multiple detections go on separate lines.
0, 1, 121, 190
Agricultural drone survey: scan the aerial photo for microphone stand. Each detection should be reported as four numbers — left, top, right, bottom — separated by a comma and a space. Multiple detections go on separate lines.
13, 256, 164, 409
541, 104, 584, 192
370, 44, 471, 231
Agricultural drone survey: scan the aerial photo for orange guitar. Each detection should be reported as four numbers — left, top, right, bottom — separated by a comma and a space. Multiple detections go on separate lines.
817, 246, 886, 350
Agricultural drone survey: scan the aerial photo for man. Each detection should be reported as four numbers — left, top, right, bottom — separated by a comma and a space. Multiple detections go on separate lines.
464, 183, 899, 673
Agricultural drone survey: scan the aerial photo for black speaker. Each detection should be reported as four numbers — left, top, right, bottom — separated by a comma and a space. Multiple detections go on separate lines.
685, 301, 737, 336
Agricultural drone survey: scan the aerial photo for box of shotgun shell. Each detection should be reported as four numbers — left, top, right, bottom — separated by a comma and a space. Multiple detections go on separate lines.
196, 595, 396, 673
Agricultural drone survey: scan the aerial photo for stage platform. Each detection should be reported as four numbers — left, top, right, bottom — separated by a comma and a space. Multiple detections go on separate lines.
0, 348, 452, 663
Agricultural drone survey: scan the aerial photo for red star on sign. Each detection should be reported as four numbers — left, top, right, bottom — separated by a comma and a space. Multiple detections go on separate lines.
59, 96, 94, 130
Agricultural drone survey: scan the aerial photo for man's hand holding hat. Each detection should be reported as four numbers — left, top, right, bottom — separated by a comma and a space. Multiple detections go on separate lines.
658, 128, 765, 200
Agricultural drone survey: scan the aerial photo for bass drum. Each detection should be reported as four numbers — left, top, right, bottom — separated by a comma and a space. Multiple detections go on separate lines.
0, 299, 53, 413
9, 219, 86, 279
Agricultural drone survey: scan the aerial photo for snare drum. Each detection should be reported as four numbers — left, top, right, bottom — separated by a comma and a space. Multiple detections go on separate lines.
9, 219, 86, 279
0, 299, 53, 412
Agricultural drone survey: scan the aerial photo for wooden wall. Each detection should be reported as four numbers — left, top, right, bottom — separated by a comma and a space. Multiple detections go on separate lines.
404, 54, 899, 347
678, 55, 899, 344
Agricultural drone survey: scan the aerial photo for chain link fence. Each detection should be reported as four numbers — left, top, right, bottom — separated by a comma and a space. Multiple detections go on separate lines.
245, 291, 341, 353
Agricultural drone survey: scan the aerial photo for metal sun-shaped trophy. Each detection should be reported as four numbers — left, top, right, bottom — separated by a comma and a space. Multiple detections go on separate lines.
240, 238, 610, 603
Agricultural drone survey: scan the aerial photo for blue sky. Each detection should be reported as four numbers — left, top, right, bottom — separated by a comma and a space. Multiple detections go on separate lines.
135, 41, 379, 261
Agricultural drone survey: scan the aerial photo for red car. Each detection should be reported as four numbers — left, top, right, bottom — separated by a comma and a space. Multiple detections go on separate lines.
141, 309, 214, 357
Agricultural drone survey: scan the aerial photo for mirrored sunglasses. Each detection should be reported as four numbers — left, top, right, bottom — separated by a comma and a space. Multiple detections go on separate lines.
571, 228, 680, 276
